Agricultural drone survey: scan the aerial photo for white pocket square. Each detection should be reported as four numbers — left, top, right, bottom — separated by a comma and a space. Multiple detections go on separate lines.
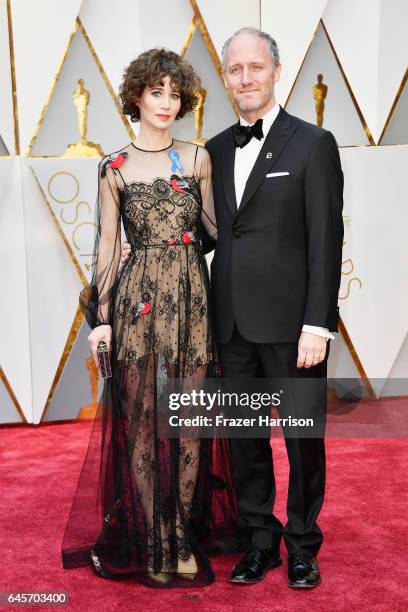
266, 172, 290, 178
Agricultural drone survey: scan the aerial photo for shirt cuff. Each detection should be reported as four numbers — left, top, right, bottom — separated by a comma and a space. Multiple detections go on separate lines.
302, 325, 335, 341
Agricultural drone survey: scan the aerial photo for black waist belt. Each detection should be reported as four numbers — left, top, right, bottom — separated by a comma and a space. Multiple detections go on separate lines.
132, 241, 201, 248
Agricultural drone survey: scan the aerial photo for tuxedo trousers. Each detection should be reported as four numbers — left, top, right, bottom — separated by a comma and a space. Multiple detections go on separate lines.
217, 324, 329, 556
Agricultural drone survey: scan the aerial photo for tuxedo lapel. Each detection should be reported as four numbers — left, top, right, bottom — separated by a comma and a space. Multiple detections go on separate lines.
222, 126, 238, 216
236, 108, 297, 215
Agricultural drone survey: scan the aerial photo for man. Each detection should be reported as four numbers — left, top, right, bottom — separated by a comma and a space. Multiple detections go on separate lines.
121, 27, 344, 588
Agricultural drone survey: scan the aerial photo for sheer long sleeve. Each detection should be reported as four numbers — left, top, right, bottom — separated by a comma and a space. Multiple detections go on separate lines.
195, 145, 217, 254
79, 157, 122, 329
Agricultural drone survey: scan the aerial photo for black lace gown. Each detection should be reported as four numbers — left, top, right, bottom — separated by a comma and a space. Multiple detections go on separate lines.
61, 139, 239, 587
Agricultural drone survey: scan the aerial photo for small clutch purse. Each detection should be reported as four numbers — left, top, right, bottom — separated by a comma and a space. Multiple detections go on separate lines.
97, 340, 112, 378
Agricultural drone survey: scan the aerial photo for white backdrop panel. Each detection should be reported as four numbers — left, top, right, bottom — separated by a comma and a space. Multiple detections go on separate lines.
0, 374, 23, 423
328, 332, 361, 379
0, 157, 32, 420
81, 0, 194, 94
382, 332, 408, 397
79, 0, 142, 97
138, 0, 194, 55
381, 80, 408, 145
261, 0, 328, 105
196, 0, 260, 59
10, 0, 83, 154
30, 158, 100, 282
0, 0, 14, 154
1, 1, 407, 422
323, 0, 408, 143
173, 28, 237, 142
286, 22, 370, 147
43, 319, 101, 422
339, 145, 408, 385
24, 159, 83, 423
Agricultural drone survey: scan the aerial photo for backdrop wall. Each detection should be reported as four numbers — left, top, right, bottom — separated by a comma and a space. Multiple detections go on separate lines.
0, 0, 407, 423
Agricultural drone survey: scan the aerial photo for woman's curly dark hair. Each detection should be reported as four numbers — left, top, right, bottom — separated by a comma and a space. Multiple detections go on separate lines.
119, 48, 200, 121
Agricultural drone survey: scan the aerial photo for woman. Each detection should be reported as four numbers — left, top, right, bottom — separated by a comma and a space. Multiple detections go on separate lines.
61, 48, 238, 587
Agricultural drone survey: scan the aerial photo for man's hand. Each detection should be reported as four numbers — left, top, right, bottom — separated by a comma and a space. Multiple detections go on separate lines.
297, 332, 327, 368
121, 240, 132, 264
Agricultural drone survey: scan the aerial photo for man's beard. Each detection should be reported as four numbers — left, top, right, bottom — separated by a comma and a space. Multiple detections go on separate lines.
235, 89, 273, 114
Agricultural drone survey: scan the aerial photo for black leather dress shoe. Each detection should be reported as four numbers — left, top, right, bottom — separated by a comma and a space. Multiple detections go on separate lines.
288, 553, 321, 588
229, 547, 282, 584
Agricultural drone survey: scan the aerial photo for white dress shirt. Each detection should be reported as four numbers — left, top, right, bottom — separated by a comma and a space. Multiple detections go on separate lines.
233, 102, 335, 341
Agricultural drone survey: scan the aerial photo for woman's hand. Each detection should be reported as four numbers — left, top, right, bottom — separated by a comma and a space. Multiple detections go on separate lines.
87, 324, 112, 369
121, 241, 132, 264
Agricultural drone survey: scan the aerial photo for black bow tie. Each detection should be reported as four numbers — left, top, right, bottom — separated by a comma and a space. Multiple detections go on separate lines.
232, 118, 264, 148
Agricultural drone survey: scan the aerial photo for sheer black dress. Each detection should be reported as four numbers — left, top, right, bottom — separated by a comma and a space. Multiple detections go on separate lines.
61, 139, 238, 587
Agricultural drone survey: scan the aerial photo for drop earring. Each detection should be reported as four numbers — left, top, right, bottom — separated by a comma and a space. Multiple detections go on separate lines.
130, 101, 139, 122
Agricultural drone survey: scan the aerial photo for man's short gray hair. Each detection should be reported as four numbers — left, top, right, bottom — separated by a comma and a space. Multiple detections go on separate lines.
221, 27, 280, 72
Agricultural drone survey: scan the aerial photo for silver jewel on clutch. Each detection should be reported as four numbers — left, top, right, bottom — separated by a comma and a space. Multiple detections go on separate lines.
90, 549, 102, 572
97, 340, 112, 378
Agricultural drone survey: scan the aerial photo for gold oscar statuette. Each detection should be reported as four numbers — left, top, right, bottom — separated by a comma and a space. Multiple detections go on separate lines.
312, 74, 328, 128
327, 387, 338, 401
192, 77, 207, 145
63, 78, 104, 157
77, 355, 100, 419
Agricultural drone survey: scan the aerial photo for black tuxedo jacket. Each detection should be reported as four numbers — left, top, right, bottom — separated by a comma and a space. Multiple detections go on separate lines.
204, 106, 344, 344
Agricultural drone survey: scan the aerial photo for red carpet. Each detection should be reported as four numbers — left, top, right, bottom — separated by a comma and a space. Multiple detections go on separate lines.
1, 421, 407, 611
